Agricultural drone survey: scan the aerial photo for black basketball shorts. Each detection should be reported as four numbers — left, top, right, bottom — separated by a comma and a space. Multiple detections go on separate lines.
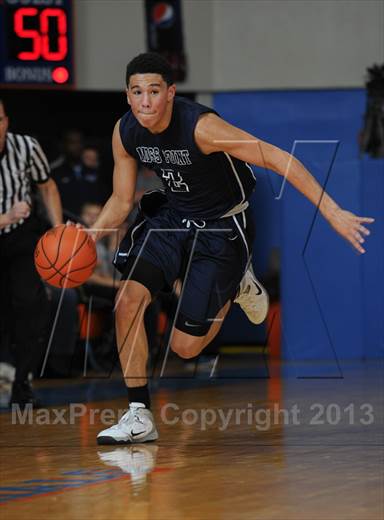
114, 192, 255, 336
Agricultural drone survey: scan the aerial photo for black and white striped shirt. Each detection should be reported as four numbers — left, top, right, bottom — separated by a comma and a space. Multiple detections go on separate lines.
0, 132, 50, 234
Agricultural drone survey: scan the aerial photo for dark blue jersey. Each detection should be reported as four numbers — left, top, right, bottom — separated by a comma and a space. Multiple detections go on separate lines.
119, 96, 256, 219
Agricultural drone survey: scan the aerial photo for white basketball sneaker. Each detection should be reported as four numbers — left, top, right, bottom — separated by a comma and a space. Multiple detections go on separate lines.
234, 263, 269, 324
97, 402, 159, 445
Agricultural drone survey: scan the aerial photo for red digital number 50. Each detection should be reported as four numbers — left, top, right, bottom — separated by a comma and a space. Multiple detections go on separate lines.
14, 7, 68, 61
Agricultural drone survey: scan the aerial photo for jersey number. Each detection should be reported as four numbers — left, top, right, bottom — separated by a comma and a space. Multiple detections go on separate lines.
161, 169, 189, 193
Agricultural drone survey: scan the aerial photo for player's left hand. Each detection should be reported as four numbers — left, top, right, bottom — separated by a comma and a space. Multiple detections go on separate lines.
327, 208, 374, 254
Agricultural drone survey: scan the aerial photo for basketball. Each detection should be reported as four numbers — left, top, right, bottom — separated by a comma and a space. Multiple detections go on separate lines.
34, 224, 97, 288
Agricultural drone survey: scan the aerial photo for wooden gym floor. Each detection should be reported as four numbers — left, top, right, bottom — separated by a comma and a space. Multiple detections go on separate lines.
0, 358, 383, 519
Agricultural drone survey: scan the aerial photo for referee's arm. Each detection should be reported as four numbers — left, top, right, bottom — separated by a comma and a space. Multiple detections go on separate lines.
37, 179, 63, 227
30, 137, 63, 227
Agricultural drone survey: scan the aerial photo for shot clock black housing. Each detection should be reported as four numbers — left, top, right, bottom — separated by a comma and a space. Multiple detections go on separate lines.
0, 0, 74, 87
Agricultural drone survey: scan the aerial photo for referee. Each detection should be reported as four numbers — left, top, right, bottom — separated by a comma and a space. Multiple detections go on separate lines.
0, 98, 63, 408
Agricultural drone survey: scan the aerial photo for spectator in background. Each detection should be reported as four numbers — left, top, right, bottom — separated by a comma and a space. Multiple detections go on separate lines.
50, 129, 84, 176
51, 131, 107, 218
359, 63, 384, 158
82, 145, 101, 171
82, 145, 109, 206
80, 201, 118, 302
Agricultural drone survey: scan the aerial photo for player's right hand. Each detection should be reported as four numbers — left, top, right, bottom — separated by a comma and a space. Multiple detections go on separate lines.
9, 201, 30, 223
65, 219, 97, 242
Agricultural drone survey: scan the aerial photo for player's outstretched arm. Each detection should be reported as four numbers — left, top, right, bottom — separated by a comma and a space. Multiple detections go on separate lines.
195, 113, 374, 254
91, 120, 138, 241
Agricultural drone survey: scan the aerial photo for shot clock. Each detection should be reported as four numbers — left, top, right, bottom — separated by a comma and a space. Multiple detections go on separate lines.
0, 0, 74, 87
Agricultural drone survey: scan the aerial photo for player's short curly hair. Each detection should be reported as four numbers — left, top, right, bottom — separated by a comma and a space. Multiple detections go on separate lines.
126, 53, 173, 87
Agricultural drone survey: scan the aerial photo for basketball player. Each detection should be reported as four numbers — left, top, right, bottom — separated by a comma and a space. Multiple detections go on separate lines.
0, 98, 63, 407
92, 53, 374, 444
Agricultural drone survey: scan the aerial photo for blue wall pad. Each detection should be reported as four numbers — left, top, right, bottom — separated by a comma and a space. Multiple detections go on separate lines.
214, 90, 383, 360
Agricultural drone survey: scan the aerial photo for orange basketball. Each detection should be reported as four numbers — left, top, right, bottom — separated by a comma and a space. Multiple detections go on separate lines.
34, 224, 97, 288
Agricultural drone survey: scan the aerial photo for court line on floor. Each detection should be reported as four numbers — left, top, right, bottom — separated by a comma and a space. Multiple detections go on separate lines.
0, 467, 172, 506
